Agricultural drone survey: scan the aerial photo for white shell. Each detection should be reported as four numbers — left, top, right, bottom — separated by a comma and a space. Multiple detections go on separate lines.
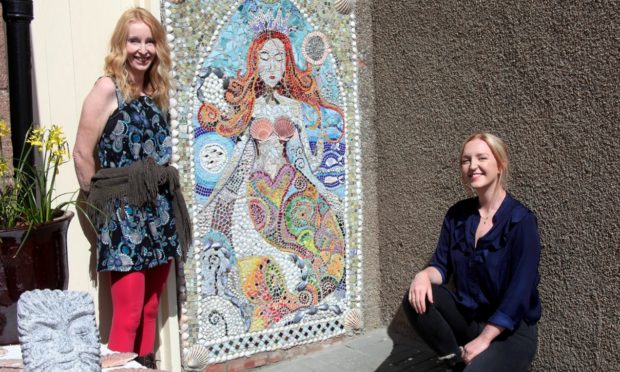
184, 344, 211, 370
344, 308, 363, 331
334, 0, 355, 15
0, 347, 7, 357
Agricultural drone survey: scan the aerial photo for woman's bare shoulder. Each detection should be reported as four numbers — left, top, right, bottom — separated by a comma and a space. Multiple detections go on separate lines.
80, 77, 118, 123
91, 76, 116, 97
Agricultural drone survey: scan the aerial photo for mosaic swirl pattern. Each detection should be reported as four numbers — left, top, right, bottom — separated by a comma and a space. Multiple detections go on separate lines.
163, 0, 363, 366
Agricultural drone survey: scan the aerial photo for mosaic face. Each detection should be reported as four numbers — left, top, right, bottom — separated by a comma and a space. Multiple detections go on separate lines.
17, 290, 100, 372
258, 39, 286, 88
163, 0, 362, 367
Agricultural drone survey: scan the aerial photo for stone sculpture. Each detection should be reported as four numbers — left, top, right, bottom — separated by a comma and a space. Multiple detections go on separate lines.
17, 289, 101, 372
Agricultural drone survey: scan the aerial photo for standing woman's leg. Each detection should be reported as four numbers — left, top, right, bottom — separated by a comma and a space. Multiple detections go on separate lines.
402, 285, 478, 358
463, 322, 538, 372
108, 271, 146, 352
134, 261, 173, 356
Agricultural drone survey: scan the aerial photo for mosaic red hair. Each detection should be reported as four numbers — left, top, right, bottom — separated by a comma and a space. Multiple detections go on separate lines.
217, 31, 344, 140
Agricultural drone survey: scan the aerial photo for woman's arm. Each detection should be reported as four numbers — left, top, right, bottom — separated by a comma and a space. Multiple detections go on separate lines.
408, 266, 442, 314
488, 212, 542, 330
73, 77, 117, 192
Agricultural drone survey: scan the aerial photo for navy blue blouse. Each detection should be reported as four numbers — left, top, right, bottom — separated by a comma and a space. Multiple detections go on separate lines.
429, 193, 542, 331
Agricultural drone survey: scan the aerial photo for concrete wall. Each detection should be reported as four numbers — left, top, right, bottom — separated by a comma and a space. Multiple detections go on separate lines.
371, 1, 619, 370
356, 1, 382, 331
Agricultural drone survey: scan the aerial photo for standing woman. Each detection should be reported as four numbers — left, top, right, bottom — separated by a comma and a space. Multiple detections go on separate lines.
73, 8, 190, 368
404, 133, 541, 371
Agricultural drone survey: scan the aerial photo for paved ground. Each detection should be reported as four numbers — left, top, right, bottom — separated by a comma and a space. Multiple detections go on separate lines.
255, 328, 448, 372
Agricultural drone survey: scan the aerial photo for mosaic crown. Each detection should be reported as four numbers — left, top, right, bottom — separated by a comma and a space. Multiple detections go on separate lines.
248, 8, 292, 34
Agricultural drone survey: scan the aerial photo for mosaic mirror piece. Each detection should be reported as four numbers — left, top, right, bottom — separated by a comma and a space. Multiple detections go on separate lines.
163, 0, 362, 365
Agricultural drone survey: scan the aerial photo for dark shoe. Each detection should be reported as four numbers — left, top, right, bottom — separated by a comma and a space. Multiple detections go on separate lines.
135, 353, 157, 369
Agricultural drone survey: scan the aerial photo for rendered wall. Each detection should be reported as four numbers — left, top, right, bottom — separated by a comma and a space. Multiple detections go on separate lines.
373, 1, 619, 371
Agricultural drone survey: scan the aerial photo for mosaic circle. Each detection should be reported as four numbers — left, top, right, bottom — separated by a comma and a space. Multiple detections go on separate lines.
199, 142, 228, 173
194, 131, 235, 200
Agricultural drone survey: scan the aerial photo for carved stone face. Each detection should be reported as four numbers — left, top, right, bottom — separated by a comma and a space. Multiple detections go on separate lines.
17, 290, 101, 372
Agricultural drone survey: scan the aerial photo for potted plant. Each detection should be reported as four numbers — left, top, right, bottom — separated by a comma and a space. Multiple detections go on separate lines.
0, 120, 77, 345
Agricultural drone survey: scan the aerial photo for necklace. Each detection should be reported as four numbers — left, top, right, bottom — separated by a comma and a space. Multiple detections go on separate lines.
480, 213, 492, 225
478, 191, 506, 225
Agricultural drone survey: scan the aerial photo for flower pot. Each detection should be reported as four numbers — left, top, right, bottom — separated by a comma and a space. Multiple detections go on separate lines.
0, 211, 73, 345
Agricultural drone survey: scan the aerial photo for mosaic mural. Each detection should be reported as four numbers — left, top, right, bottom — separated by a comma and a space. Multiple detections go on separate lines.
162, 0, 362, 366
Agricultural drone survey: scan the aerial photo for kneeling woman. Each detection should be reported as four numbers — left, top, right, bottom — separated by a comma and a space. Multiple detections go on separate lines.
404, 133, 542, 371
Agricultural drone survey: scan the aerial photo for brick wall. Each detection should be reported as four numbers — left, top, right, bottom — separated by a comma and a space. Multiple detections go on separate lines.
0, 4, 13, 186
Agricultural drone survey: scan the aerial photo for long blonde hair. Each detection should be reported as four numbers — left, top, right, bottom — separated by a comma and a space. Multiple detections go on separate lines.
104, 7, 171, 111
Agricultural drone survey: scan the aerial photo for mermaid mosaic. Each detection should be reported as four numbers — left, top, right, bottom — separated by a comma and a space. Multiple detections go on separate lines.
194, 5, 346, 336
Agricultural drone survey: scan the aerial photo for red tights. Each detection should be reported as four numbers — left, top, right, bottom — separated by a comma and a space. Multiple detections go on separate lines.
108, 261, 172, 356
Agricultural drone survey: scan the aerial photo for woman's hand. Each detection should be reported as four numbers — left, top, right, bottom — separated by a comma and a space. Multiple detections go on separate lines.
462, 323, 503, 364
462, 336, 490, 364
408, 271, 433, 314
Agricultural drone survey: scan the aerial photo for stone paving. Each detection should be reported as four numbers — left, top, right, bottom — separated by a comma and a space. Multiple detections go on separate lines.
255, 328, 447, 372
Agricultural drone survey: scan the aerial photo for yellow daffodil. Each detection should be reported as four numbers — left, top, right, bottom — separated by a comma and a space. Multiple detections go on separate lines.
0, 159, 9, 176
1, 123, 75, 229
0, 120, 9, 137
26, 127, 45, 148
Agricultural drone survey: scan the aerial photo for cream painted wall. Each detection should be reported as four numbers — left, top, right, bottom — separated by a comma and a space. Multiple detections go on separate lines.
30, 1, 181, 370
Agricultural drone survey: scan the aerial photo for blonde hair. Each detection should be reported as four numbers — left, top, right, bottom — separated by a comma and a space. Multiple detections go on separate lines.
460, 132, 509, 187
104, 7, 171, 111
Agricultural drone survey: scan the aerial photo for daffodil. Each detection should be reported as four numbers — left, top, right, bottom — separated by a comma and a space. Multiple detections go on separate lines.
0, 120, 9, 137
0, 159, 9, 177
26, 128, 45, 149
1, 124, 78, 232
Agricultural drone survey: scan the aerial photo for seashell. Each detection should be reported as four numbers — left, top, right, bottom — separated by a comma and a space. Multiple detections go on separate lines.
184, 344, 211, 370
0, 347, 6, 357
249, 118, 273, 141
101, 352, 138, 368
274, 116, 295, 141
334, 0, 355, 15
344, 308, 363, 331
0, 359, 23, 368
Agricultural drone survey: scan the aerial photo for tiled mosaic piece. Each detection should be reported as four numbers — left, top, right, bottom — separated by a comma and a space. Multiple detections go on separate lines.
163, 0, 363, 366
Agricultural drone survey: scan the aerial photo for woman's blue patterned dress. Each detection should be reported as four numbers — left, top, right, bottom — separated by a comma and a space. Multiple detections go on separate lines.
96, 87, 181, 272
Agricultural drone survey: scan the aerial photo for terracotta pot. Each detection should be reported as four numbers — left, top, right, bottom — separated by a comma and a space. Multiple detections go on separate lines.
0, 211, 73, 345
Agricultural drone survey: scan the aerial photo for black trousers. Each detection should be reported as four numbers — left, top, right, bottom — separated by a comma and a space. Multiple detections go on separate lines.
402, 285, 538, 372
